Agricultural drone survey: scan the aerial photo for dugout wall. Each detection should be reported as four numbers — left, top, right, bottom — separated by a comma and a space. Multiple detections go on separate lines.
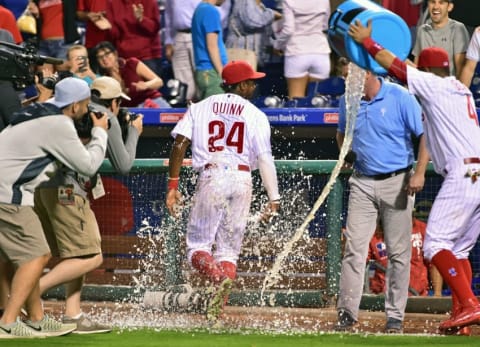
43, 159, 480, 309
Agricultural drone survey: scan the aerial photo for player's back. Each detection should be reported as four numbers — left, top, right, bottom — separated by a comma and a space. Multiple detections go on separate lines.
186, 93, 271, 171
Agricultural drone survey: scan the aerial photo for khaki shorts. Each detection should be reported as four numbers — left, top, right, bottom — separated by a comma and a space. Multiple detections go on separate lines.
0, 203, 50, 267
34, 188, 102, 258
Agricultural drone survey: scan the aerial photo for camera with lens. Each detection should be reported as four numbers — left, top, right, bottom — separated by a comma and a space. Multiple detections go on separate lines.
118, 107, 141, 142
0, 39, 64, 90
74, 104, 110, 138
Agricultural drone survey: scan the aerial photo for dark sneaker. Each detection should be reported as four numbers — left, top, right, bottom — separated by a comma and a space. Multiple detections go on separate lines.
385, 317, 403, 334
206, 278, 233, 323
25, 314, 76, 337
63, 314, 112, 334
0, 318, 45, 339
334, 309, 358, 332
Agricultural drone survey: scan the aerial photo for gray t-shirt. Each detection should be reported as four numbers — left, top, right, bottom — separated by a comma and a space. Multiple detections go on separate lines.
413, 19, 469, 76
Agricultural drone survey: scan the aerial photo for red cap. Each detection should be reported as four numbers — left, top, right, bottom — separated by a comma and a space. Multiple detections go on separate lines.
222, 60, 265, 85
417, 47, 449, 69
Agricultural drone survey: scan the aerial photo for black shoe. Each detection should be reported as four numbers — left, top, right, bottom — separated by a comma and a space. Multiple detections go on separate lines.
335, 309, 357, 332
385, 317, 403, 334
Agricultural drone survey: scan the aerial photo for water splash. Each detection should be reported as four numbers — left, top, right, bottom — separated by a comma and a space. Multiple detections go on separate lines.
259, 64, 366, 301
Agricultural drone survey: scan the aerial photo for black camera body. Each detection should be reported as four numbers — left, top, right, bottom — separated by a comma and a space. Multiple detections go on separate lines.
0, 40, 63, 90
118, 107, 141, 142
74, 104, 109, 138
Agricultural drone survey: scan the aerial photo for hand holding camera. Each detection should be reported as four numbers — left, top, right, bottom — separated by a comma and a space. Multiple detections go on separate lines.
89, 105, 109, 131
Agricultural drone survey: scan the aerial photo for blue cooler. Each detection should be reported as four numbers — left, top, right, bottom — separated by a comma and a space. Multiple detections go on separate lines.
328, 0, 411, 74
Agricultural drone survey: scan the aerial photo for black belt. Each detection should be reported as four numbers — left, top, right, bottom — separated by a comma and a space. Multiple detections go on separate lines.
365, 165, 412, 180
177, 28, 191, 33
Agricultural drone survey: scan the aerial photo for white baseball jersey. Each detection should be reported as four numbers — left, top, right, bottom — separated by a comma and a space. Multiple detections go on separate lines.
172, 93, 272, 171
466, 28, 480, 62
407, 65, 480, 261
171, 92, 274, 265
407, 65, 480, 175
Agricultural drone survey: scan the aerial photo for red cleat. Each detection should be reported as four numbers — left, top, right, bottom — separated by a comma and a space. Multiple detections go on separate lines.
439, 305, 480, 332
441, 325, 472, 336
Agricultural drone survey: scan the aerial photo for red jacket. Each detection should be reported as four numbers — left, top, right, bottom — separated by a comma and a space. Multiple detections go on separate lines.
106, 0, 161, 60
367, 218, 429, 296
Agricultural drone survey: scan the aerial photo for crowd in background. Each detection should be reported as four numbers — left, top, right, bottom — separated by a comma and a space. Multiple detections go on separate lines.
0, 0, 479, 107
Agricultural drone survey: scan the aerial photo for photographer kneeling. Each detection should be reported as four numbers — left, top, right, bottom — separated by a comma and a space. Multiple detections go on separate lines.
34, 76, 143, 334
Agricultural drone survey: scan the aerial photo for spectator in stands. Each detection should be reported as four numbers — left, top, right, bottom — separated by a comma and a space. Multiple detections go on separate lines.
382, 0, 423, 46
36, 76, 142, 334
94, 41, 170, 108
272, 0, 331, 99
106, 0, 164, 78
412, 0, 469, 78
28, 0, 79, 71
0, 0, 29, 19
76, 0, 111, 73
67, 44, 98, 86
367, 215, 429, 297
164, 0, 201, 101
0, 77, 107, 338
460, 26, 480, 87
192, 0, 228, 99
225, 0, 282, 69
0, 5, 23, 44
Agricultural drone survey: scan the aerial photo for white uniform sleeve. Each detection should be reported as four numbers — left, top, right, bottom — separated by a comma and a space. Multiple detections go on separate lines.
171, 108, 193, 140
258, 152, 280, 201
466, 29, 480, 62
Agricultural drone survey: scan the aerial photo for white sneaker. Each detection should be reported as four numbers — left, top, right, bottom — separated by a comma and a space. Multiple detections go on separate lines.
24, 314, 76, 337
0, 317, 45, 339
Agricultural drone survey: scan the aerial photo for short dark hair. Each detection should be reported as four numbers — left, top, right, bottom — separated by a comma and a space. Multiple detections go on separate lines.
94, 41, 116, 55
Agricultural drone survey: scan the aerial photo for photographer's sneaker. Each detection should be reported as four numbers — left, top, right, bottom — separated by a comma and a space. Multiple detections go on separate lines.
206, 278, 233, 323
25, 314, 76, 337
0, 317, 45, 339
63, 314, 112, 334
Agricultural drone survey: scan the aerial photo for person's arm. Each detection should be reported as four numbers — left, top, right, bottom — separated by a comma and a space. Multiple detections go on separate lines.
165, 135, 190, 216
348, 20, 407, 83
460, 58, 478, 87
106, 115, 139, 175
407, 134, 429, 195
453, 52, 466, 79
206, 32, 223, 75
133, 61, 164, 91
133, 2, 160, 34
48, 116, 108, 177
257, 152, 280, 223
336, 131, 344, 150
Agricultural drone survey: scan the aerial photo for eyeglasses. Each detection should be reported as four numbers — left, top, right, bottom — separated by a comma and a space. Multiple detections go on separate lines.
96, 51, 113, 60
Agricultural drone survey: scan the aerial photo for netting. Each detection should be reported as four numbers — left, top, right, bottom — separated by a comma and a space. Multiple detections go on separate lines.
76, 162, 480, 297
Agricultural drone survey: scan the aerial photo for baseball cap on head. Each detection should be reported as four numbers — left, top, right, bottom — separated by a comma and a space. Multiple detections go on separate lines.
417, 47, 449, 69
91, 76, 131, 100
47, 77, 91, 109
222, 60, 265, 85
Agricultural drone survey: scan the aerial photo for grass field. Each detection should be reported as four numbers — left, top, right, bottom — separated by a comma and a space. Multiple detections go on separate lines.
2, 329, 479, 347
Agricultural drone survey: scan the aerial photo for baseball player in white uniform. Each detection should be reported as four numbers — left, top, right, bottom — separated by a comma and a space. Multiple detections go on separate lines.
349, 20, 480, 335
165, 60, 280, 323
460, 26, 480, 87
